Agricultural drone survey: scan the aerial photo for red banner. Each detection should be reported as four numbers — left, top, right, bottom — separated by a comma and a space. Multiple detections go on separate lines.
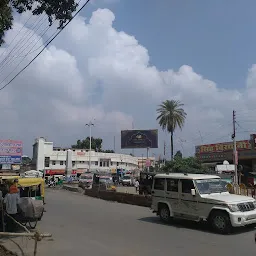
196, 140, 251, 154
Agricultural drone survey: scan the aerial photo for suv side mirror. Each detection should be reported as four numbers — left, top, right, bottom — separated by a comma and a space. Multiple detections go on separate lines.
191, 189, 196, 196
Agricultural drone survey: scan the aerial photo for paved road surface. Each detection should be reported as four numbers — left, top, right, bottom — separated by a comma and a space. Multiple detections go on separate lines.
35, 189, 256, 256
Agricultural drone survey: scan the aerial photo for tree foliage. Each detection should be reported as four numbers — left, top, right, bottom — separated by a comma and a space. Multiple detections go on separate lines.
156, 100, 187, 160
0, 0, 78, 45
174, 150, 182, 159
162, 156, 206, 174
71, 137, 115, 153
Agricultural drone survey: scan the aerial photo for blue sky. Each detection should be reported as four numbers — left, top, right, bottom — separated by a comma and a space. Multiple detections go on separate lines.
89, 0, 256, 90
3, 0, 256, 157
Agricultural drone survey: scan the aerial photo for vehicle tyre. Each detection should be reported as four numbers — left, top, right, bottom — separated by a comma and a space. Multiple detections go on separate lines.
38, 210, 44, 221
210, 211, 232, 234
29, 219, 38, 229
159, 204, 170, 223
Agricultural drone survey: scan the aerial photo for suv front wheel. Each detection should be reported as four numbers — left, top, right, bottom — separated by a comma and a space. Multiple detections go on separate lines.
159, 204, 170, 223
210, 210, 232, 234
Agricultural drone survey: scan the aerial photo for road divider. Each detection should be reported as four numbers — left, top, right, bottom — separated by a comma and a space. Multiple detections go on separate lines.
63, 184, 80, 192
83, 188, 152, 207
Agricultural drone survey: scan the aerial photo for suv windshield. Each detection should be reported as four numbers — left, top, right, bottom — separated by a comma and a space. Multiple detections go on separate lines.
194, 178, 228, 194
123, 176, 131, 179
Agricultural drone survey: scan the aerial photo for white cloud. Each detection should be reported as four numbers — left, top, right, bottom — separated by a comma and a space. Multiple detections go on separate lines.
0, 7, 256, 157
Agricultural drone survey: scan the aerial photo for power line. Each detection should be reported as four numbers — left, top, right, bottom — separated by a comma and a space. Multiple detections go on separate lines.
0, 13, 33, 62
0, 0, 91, 92
0, 14, 47, 69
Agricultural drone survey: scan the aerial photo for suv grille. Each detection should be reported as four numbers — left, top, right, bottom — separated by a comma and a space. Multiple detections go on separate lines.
238, 202, 255, 212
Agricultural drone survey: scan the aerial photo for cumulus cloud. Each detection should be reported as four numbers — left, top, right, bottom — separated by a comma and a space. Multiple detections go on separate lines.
0, 7, 256, 157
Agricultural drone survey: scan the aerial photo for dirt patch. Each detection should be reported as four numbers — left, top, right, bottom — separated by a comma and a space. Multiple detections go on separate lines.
0, 245, 17, 256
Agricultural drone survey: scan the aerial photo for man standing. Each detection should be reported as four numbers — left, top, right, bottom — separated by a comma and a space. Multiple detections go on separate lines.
135, 179, 140, 193
4, 184, 20, 232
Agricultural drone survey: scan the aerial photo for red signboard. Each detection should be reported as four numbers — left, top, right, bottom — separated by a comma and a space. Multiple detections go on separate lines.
45, 170, 65, 175
0, 140, 23, 156
196, 140, 251, 154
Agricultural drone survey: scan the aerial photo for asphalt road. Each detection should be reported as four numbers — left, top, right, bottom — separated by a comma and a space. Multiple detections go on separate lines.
36, 189, 256, 256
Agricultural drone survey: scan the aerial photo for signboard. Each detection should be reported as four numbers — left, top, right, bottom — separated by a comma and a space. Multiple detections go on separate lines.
121, 129, 158, 149
195, 140, 251, 154
0, 140, 23, 156
77, 152, 85, 156
0, 156, 22, 164
0, 140, 22, 164
145, 159, 151, 167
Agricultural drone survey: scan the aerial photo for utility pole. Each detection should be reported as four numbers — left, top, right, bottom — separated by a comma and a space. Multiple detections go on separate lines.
163, 141, 166, 165
232, 110, 238, 185
86, 120, 95, 173
114, 136, 116, 152
132, 122, 135, 156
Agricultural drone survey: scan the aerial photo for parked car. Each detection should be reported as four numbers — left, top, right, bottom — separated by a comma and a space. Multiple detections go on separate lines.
151, 173, 256, 234
121, 175, 132, 186
79, 174, 93, 188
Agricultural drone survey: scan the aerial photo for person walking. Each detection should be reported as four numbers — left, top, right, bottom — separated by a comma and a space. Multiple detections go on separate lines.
135, 179, 140, 193
4, 184, 20, 232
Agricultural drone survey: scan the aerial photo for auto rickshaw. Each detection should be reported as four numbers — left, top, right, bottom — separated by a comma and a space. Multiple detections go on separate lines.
0, 176, 45, 229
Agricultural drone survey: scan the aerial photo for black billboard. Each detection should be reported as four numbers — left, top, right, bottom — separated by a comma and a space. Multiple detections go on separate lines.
121, 129, 158, 149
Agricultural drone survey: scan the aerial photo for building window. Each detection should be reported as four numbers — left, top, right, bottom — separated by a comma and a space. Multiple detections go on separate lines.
111, 162, 113, 166
100, 162, 102, 167
60, 161, 64, 165
52, 161, 56, 165
103, 162, 106, 167
106, 162, 109, 167
117, 162, 119, 166
95, 161, 98, 165
72, 161, 75, 167
44, 157, 50, 168
126, 163, 127, 166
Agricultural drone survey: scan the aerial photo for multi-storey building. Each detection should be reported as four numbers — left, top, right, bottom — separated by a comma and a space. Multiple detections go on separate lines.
32, 137, 138, 174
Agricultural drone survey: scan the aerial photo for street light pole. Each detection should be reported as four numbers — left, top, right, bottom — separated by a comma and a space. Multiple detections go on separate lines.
86, 120, 95, 173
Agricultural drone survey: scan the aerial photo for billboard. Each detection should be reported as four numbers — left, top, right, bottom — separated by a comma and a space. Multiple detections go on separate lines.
0, 140, 23, 164
121, 129, 158, 149
195, 140, 251, 155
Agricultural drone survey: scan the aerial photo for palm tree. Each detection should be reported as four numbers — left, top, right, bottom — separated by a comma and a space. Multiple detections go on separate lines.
156, 100, 187, 161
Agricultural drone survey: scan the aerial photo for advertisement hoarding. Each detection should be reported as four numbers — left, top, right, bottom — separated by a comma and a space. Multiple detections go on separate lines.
121, 129, 158, 149
0, 140, 23, 164
195, 140, 251, 155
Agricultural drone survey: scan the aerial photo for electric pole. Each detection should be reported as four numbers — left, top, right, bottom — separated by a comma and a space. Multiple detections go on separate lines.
232, 110, 238, 185
163, 141, 166, 165
86, 120, 95, 173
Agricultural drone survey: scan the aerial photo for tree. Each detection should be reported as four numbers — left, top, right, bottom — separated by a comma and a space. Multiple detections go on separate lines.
156, 100, 187, 161
22, 156, 32, 165
71, 137, 115, 153
0, 0, 78, 46
162, 157, 205, 173
174, 150, 182, 159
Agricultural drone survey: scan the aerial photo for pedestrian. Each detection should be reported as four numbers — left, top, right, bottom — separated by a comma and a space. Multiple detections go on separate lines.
4, 184, 20, 232
135, 179, 139, 193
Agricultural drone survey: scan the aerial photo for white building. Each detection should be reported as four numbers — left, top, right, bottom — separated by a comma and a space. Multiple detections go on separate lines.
32, 137, 138, 174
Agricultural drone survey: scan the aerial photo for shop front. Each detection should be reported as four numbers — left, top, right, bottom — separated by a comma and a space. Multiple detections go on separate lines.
195, 135, 256, 170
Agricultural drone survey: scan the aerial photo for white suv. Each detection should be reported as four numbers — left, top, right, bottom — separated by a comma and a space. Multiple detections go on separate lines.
151, 173, 256, 234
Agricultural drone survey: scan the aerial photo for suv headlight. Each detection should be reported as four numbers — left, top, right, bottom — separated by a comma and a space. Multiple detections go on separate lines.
228, 204, 240, 212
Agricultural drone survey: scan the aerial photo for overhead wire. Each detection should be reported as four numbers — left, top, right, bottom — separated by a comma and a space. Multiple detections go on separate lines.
0, 24, 55, 86
0, 13, 33, 62
0, 0, 91, 91
0, 15, 48, 74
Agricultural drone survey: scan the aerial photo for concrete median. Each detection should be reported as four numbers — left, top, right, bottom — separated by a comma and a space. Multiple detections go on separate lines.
83, 189, 152, 207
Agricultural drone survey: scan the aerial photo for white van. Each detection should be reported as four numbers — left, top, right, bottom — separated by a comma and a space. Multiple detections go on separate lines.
151, 173, 256, 234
